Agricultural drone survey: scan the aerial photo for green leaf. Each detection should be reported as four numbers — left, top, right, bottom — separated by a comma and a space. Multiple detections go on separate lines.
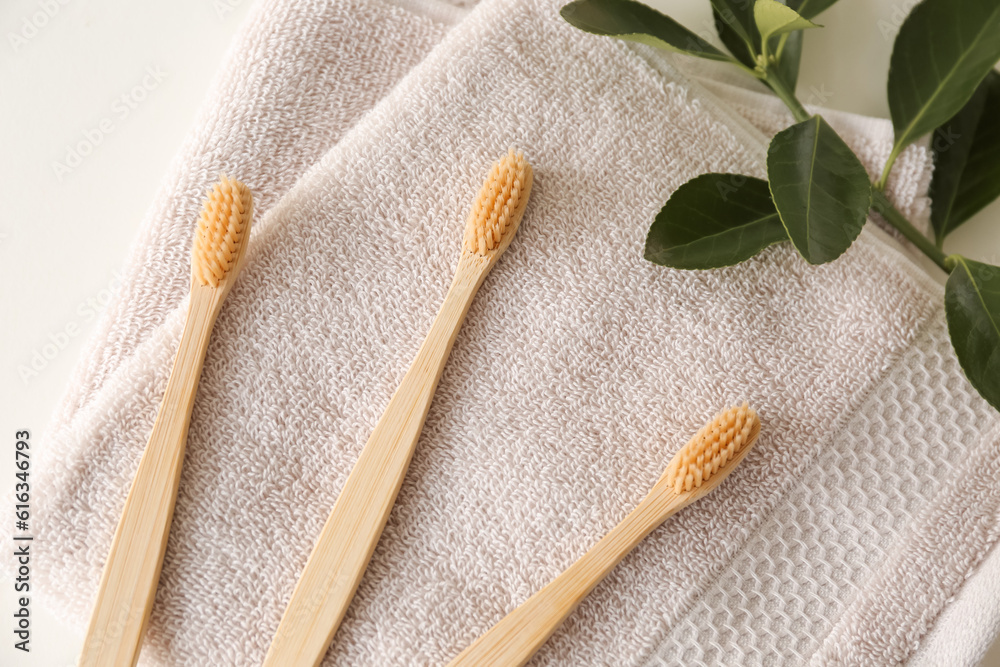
753, 0, 817, 87
766, 115, 872, 264
560, 0, 733, 62
946, 256, 1000, 412
774, 29, 803, 89
887, 0, 1000, 158
930, 70, 1000, 244
713, 7, 757, 69
711, 0, 759, 52
644, 174, 787, 269
754, 0, 819, 44
787, 0, 840, 20
714, 1, 803, 86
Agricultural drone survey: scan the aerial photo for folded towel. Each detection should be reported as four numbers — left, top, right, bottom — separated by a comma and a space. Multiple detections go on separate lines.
52, 0, 463, 430
26, 0, 1000, 665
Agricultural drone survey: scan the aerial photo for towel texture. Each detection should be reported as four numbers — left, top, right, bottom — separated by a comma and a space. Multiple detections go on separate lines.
26, 0, 1000, 665
52, 0, 460, 428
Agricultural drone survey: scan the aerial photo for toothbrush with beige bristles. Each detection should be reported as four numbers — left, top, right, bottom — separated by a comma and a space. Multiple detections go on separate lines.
447, 403, 761, 667
79, 176, 253, 667
263, 150, 534, 667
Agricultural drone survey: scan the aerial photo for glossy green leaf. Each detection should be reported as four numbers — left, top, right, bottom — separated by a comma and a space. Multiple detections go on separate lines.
787, 0, 840, 20
887, 0, 1000, 156
930, 70, 1000, 244
714, 3, 803, 87
560, 0, 733, 62
644, 174, 787, 269
711, 0, 759, 51
766, 115, 872, 264
754, 0, 819, 43
713, 7, 757, 69
946, 256, 1000, 412
773, 29, 803, 89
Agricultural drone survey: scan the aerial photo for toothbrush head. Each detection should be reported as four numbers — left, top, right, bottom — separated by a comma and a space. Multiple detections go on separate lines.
462, 149, 533, 259
665, 403, 760, 495
191, 175, 253, 288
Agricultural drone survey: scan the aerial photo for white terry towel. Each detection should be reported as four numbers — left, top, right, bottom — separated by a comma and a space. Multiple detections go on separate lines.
52, 0, 464, 429
24, 0, 1000, 664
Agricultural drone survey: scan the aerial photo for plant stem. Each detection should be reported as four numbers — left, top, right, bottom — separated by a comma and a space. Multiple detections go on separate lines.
732, 59, 763, 80
774, 33, 789, 62
877, 143, 902, 190
763, 72, 810, 123
871, 189, 950, 272
760, 68, 950, 273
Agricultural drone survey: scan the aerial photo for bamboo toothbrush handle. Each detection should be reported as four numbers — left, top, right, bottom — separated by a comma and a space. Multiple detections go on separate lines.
79, 287, 221, 667
264, 261, 486, 667
450, 407, 760, 667
447, 484, 679, 667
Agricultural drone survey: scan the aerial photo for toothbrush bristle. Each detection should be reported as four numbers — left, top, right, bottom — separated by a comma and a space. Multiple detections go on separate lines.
665, 403, 759, 494
191, 175, 252, 287
463, 149, 532, 257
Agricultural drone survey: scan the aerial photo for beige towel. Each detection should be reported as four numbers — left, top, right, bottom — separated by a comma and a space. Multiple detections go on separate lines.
24, 0, 1000, 664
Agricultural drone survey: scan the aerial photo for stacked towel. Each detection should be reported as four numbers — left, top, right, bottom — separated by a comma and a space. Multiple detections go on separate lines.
25, 0, 1000, 664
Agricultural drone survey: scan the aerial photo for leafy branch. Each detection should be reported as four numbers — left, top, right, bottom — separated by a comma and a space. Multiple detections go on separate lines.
561, 0, 1000, 411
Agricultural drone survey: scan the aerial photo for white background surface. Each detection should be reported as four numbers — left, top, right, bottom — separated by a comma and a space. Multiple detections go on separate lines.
1, 0, 999, 664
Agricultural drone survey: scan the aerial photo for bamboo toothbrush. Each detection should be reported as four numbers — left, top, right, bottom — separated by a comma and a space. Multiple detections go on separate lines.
263, 150, 533, 667
79, 176, 253, 667
447, 403, 761, 667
